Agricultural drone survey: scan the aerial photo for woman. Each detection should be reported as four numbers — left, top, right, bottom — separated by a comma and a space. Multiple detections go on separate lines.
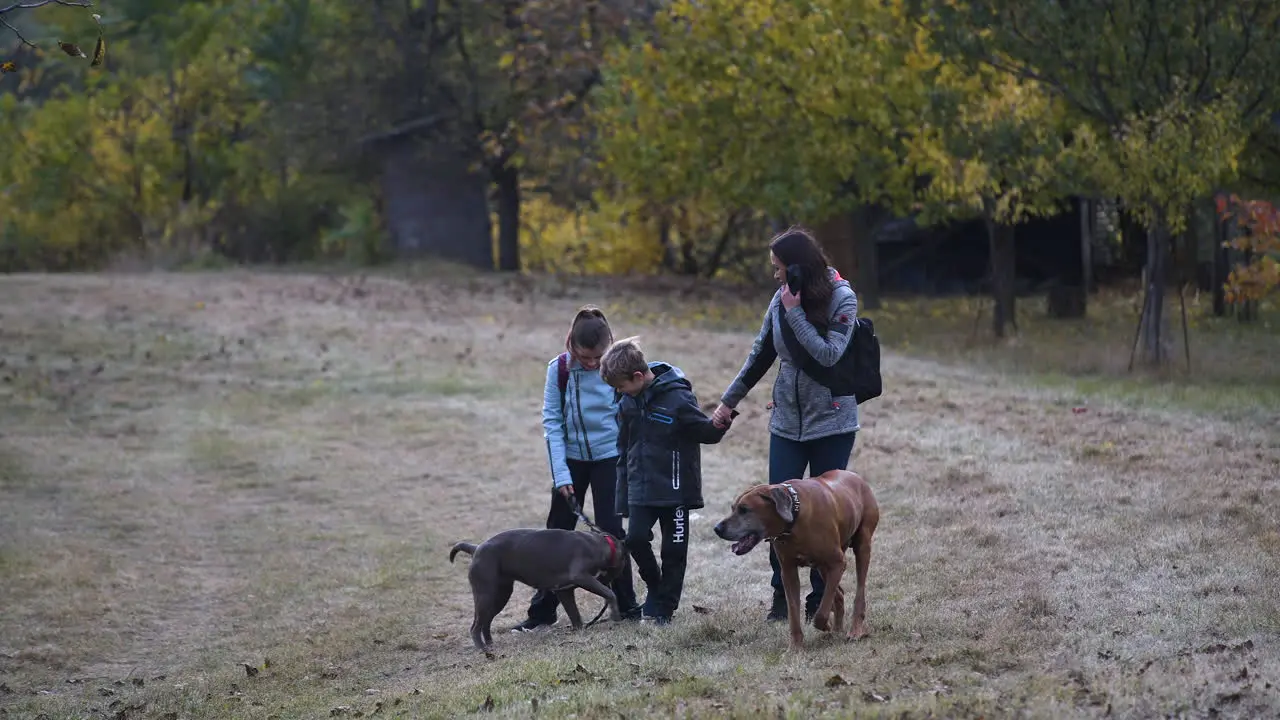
512, 305, 641, 632
712, 227, 861, 623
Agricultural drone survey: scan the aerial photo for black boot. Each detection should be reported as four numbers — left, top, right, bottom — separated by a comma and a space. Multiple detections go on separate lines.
766, 590, 788, 622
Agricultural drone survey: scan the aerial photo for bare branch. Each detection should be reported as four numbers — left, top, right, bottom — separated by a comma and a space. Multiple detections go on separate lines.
1, 0, 95, 52
0, 13, 35, 46
0, 0, 95, 16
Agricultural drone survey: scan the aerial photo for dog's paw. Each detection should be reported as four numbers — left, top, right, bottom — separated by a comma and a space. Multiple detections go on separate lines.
812, 613, 833, 632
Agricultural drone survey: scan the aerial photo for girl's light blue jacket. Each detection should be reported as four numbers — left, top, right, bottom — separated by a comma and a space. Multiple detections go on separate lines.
543, 354, 621, 489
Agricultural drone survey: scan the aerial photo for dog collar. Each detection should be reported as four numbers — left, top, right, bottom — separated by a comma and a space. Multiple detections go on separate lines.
769, 483, 801, 542
605, 534, 619, 567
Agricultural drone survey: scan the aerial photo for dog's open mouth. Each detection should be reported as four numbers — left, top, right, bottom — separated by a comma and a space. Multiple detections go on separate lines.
731, 532, 762, 555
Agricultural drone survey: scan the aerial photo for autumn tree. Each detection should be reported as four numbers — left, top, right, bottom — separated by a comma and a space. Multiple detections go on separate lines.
1216, 194, 1280, 305
904, 46, 1079, 338
465, 0, 651, 272
924, 0, 1280, 366
593, 0, 934, 285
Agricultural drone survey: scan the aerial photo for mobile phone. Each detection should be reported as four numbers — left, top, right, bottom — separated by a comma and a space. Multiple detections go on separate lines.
786, 264, 805, 296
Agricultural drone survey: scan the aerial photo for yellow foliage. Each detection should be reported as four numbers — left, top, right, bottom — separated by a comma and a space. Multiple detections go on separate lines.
519, 194, 665, 275
0, 35, 264, 267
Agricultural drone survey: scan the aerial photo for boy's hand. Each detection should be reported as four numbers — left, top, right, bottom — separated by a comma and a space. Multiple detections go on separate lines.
712, 403, 734, 428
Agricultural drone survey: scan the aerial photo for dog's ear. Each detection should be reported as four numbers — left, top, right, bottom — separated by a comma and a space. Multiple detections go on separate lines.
769, 486, 794, 525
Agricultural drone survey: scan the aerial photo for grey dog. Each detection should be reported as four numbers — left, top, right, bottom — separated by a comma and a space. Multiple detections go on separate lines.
449, 528, 628, 650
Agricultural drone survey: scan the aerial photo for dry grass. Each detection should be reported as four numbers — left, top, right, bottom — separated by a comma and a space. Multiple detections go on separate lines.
0, 268, 1277, 720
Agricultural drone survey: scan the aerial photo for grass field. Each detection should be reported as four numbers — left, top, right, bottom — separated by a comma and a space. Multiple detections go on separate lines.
1, 268, 1278, 719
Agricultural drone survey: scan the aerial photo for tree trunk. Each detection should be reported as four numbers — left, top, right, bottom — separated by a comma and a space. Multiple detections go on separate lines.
815, 213, 856, 285
495, 163, 521, 272
659, 210, 677, 272
1213, 208, 1229, 317
1079, 197, 1093, 294
985, 214, 1017, 338
1137, 220, 1169, 365
852, 204, 881, 310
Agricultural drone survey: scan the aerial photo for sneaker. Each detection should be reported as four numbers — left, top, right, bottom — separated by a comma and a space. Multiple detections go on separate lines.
620, 605, 643, 622
641, 615, 671, 626
510, 617, 555, 633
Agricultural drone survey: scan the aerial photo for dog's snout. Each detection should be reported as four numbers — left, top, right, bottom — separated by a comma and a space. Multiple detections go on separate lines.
713, 521, 727, 538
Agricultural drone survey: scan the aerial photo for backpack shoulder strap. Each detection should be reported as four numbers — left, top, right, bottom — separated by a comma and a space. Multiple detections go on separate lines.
557, 352, 570, 414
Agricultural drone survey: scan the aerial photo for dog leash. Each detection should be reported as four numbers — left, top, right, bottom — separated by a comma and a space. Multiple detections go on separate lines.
566, 494, 619, 628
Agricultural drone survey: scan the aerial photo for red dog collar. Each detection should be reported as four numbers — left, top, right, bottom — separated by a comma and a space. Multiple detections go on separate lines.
605, 534, 619, 566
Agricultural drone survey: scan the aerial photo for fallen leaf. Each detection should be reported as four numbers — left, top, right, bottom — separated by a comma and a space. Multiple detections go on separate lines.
481, 695, 495, 712
330, 707, 350, 717
692, 605, 712, 615
243, 664, 259, 677
862, 690, 890, 703
825, 674, 849, 687
0, 61, 16, 74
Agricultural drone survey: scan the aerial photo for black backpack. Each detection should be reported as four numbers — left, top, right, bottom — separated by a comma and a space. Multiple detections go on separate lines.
779, 314, 882, 404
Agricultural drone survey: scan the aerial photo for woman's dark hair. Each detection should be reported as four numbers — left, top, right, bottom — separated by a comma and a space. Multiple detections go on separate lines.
566, 305, 612, 352
769, 226, 834, 325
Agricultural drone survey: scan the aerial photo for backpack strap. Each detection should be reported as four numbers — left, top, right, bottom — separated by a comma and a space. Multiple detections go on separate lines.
557, 351, 571, 422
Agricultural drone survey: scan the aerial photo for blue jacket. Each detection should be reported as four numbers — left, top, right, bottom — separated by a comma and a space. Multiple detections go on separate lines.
543, 354, 621, 489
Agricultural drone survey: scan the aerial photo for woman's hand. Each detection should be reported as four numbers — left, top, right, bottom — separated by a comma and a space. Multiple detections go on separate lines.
558, 485, 574, 500
781, 285, 802, 310
712, 403, 734, 429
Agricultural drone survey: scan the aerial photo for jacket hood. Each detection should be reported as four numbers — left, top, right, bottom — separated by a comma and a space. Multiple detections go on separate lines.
647, 362, 690, 395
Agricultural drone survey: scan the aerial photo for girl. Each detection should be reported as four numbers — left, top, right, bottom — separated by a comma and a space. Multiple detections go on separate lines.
512, 306, 641, 631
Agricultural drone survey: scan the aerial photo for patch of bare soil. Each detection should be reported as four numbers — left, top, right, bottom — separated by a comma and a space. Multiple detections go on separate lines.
0, 270, 1276, 719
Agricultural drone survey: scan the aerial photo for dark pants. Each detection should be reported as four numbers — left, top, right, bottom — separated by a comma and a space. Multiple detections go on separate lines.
524, 458, 638, 623
624, 504, 689, 619
768, 431, 857, 612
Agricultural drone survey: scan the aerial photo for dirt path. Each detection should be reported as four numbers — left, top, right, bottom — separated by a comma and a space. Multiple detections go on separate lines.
1, 271, 1277, 718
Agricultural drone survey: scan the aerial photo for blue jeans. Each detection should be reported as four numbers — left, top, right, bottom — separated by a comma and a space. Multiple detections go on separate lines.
767, 431, 857, 612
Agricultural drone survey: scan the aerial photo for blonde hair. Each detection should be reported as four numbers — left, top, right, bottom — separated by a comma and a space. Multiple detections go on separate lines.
600, 336, 648, 385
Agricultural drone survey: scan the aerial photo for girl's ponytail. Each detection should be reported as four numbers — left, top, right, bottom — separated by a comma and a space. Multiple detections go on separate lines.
565, 305, 612, 352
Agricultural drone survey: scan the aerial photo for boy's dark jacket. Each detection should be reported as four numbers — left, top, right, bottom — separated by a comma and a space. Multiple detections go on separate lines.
615, 362, 728, 516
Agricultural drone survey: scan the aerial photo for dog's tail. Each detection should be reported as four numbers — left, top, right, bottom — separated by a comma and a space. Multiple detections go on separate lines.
449, 542, 478, 563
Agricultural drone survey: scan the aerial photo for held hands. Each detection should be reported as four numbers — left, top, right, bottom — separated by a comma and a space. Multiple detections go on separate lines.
781, 284, 802, 310
711, 403, 735, 429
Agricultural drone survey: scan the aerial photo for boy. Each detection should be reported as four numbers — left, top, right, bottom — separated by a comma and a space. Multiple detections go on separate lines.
600, 337, 733, 625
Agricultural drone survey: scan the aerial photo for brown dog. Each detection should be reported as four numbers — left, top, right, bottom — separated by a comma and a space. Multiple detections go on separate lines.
713, 469, 878, 650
